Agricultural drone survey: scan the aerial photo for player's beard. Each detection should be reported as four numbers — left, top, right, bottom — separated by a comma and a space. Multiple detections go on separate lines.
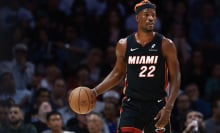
142, 27, 153, 33
141, 25, 154, 33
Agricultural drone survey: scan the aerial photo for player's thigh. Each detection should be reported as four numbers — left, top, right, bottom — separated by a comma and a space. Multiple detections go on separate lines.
118, 97, 145, 133
143, 99, 171, 133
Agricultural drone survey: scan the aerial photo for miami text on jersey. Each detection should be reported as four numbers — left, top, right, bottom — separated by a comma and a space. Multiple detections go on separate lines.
128, 55, 158, 64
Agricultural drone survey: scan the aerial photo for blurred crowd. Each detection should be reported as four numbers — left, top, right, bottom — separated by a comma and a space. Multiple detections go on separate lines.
0, 0, 220, 133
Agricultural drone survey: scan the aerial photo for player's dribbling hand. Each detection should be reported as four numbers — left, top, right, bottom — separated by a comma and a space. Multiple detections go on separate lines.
90, 88, 97, 98
154, 107, 171, 129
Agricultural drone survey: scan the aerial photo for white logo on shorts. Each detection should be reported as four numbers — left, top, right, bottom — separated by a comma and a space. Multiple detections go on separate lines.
157, 99, 162, 103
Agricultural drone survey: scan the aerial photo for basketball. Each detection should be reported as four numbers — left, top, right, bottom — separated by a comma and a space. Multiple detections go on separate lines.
68, 86, 96, 114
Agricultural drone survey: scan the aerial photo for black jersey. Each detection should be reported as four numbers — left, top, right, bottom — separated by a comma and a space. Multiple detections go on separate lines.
124, 32, 168, 101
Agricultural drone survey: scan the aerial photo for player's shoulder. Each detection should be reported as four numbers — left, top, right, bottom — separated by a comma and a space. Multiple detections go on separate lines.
118, 37, 127, 45
116, 37, 128, 56
117, 37, 128, 50
161, 35, 176, 53
161, 35, 175, 46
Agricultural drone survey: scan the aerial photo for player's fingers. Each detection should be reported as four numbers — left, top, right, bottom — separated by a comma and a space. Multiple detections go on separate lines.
90, 89, 97, 98
154, 112, 161, 120
89, 89, 97, 103
155, 116, 163, 127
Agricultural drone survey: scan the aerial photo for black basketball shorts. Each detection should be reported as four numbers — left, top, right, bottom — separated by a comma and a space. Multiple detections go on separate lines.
117, 96, 171, 133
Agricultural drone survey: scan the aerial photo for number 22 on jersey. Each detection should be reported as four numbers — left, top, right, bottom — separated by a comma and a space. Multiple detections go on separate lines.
139, 65, 156, 77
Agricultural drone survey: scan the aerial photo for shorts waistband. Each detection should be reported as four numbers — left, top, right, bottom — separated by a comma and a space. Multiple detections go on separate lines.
124, 96, 165, 103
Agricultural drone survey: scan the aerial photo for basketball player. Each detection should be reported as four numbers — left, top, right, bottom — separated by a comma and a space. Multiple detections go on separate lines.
90, 0, 181, 132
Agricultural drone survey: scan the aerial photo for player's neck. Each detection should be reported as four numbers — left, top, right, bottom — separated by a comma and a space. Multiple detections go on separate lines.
135, 31, 155, 46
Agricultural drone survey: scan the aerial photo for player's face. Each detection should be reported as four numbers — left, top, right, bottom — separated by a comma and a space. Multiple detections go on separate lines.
137, 8, 156, 32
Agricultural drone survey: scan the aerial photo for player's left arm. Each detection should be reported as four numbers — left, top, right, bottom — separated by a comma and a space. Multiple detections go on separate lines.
162, 37, 181, 111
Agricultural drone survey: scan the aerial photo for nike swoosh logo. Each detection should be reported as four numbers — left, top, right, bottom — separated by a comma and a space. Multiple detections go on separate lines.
157, 99, 162, 103
130, 48, 139, 51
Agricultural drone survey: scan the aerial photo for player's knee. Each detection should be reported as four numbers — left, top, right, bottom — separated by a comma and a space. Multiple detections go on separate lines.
118, 127, 142, 133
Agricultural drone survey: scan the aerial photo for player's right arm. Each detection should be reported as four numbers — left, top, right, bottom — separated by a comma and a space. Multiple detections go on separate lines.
91, 38, 127, 96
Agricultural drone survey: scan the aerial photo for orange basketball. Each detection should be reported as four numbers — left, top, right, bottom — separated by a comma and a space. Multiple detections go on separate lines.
68, 86, 96, 114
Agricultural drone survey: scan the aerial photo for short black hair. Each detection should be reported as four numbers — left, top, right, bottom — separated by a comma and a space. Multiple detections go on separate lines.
134, 0, 156, 14
87, 112, 102, 118
10, 104, 22, 109
9, 104, 23, 114
46, 111, 62, 121
35, 87, 49, 98
87, 112, 104, 123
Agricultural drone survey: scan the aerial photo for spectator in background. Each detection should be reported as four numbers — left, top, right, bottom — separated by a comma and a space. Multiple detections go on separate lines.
50, 77, 67, 110
205, 97, 220, 133
58, 0, 75, 16
34, 11, 50, 31
5, 43, 35, 91
40, 63, 61, 91
204, 63, 220, 102
168, 23, 191, 66
87, 112, 109, 133
3, 26, 28, 60
173, 1, 188, 26
44, 0, 65, 39
0, 72, 16, 102
0, 104, 37, 133
100, 45, 116, 80
56, 83, 76, 127
29, 29, 56, 65
11, 27, 25, 44
184, 83, 211, 119
102, 101, 119, 133
102, 90, 120, 105
43, 111, 75, 133
205, 98, 220, 133
84, 0, 102, 16
123, 0, 139, 34
160, 0, 174, 34
8, 43, 33, 108
0, 0, 34, 31
0, 71, 30, 109
182, 110, 206, 133
0, 100, 9, 128
28, 72, 44, 95
56, 24, 90, 68
32, 101, 52, 133
125, 13, 137, 34
189, 1, 220, 48
26, 88, 50, 123
98, 9, 125, 49
171, 93, 192, 133
93, 90, 120, 114
82, 48, 103, 85
183, 50, 208, 95
58, 101, 76, 128
67, 114, 89, 133
86, 0, 125, 18
68, 64, 92, 89
70, 0, 89, 38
